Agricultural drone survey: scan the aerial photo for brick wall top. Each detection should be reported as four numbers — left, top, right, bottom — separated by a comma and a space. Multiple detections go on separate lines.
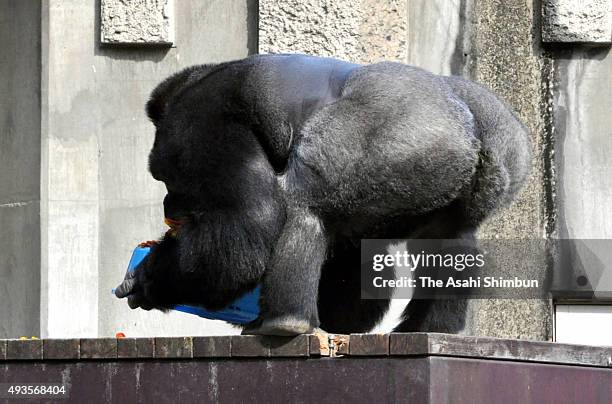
2, 333, 611, 368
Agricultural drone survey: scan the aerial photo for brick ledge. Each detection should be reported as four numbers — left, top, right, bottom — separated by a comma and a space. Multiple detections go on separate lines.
1, 333, 611, 368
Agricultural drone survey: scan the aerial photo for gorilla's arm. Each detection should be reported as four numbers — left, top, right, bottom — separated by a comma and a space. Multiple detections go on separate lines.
245, 206, 327, 335
241, 54, 358, 172
114, 234, 180, 311
115, 213, 270, 311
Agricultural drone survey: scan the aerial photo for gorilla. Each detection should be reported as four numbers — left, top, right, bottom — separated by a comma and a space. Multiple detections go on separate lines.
114, 53, 531, 336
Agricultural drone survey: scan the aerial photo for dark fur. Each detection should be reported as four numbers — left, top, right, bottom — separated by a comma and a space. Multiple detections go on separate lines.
119, 54, 531, 335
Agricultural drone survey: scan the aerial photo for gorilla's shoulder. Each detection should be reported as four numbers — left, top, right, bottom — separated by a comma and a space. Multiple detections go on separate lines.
146, 54, 361, 125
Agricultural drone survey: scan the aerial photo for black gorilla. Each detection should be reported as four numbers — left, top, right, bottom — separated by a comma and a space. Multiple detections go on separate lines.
115, 54, 531, 335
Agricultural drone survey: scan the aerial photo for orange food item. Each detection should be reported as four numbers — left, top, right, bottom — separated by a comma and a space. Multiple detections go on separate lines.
138, 240, 158, 248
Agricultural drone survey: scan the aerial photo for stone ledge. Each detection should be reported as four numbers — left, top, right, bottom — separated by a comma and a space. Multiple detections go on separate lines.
100, 0, 174, 46
391, 333, 612, 368
43, 339, 80, 360
0, 334, 339, 361
117, 337, 154, 359
6, 339, 42, 360
542, 0, 612, 44
80, 338, 117, 360
1, 333, 611, 367
349, 333, 389, 356
154, 337, 193, 358
193, 336, 231, 358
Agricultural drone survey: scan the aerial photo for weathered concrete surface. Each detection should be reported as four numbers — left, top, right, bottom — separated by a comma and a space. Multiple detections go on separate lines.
259, 0, 361, 60
101, 0, 174, 45
554, 48, 612, 239
358, 0, 409, 63
0, 203, 40, 339
406, 0, 465, 76
553, 47, 612, 298
260, 0, 467, 72
39, 0, 256, 338
466, 0, 553, 341
0, 1, 41, 338
542, 0, 612, 44
259, 0, 408, 63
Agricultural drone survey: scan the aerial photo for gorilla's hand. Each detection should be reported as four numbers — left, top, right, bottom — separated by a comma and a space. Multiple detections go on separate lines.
114, 262, 154, 311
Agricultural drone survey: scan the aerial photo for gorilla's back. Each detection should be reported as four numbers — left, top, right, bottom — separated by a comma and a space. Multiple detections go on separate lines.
239, 54, 360, 171
282, 60, 482, 221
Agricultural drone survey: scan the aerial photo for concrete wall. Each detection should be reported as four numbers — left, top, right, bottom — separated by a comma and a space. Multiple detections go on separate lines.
0, 0, 42, 338
553, 47, 612, 297
554, 48, 612, 239
259, 0, 409, 63
38, 0, 257, 338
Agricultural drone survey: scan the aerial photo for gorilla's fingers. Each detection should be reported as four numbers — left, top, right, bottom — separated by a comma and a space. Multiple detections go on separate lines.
128, 294, 153, 311
127, 295, 141, 309
123, 269, 136, 281
114, 278, 136, 298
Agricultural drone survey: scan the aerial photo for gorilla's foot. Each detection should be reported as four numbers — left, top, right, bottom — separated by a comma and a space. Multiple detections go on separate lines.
241, 315, 314, 336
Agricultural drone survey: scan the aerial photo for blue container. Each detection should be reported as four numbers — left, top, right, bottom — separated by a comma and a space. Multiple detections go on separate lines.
119, 246, 260, 324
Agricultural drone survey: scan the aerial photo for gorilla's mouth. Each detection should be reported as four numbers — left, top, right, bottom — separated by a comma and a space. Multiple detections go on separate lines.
164, 217, 186, 237
136, 217, 186, 248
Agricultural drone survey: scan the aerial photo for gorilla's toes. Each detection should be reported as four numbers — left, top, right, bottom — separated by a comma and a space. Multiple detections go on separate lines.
241, 315, 314, 336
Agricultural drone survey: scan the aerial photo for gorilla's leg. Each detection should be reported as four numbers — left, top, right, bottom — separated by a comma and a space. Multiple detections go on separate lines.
318, 240, 391, 334
394, 248, 471, 334
244, 206, 327, 336
394, 208, 477, 334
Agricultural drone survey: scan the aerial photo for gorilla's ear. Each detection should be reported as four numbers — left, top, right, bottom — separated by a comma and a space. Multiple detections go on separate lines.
146, 64, 216, 126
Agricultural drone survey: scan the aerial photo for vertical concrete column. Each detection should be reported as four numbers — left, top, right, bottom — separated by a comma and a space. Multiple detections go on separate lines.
41, 0, 101, 337
460, 0, 553, 340
0, 1, 42, 339
555, 56, 612, 225
405, 0, 467, 76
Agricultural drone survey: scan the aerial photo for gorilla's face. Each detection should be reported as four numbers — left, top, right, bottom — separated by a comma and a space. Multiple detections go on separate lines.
150, 122, 202, 221
148, 131, 168, 183
148, 123, 182, 188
